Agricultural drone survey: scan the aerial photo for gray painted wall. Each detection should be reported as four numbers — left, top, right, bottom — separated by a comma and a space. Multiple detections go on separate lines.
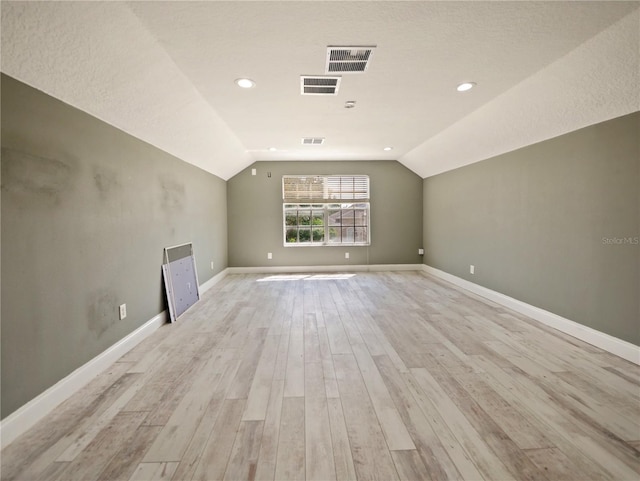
3, 70, 635, 420
1, 74, 228, 418
228, 161, 423, 267
423, 112, 639, 345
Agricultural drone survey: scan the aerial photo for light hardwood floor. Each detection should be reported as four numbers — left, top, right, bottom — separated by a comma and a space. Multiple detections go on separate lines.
2, 271, 639, 481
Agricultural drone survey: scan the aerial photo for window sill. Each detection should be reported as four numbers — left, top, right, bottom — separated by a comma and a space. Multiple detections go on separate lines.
283, 243, 370, 247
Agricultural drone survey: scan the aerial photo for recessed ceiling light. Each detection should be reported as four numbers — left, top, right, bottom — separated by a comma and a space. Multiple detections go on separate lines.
383, 147, 393, 151
235, 78, 255, 89
268, 147, 277, 152
456, 82, 476, 92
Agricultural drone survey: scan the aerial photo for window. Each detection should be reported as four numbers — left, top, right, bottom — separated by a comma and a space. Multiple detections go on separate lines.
283, 175, 370, 246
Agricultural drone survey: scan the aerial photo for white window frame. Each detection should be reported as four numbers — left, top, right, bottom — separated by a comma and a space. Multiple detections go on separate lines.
283, 175, 370, 247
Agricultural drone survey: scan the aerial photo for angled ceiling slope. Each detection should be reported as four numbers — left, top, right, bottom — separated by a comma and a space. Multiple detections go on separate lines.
0, 1, 253, 181
402, 7, 640, 178
2, 1, 639, 180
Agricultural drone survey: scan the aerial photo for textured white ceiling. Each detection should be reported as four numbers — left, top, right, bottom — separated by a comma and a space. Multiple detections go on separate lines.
2, 1, 639, 180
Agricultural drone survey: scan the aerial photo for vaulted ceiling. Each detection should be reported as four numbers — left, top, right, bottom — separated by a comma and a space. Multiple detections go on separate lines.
2, 1, 638, 180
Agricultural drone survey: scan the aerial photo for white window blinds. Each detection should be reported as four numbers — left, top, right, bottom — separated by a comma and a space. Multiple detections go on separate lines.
282, 175, 370, 201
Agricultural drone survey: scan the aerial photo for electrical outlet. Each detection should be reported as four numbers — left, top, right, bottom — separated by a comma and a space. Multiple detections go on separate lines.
210, 261, 214, 270
418, 248, 424, 255
470, 265, 475, 274
251, 168, 257, 176
119, 303, 127, 320
267, 252, 273, 260
345, 252, 350, 259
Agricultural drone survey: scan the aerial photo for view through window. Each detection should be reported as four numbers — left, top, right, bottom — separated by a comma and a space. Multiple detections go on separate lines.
283, 175, 370, 246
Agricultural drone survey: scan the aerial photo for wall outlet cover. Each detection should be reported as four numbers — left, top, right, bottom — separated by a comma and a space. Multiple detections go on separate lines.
470, 265, 475, 274
119, 303, 127, 320
267, 252, 273, 259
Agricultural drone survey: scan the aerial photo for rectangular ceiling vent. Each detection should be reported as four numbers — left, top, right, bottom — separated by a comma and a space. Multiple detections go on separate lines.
301, 137, 325, 145
326, 46, 376, 73
300, 76, 341, 95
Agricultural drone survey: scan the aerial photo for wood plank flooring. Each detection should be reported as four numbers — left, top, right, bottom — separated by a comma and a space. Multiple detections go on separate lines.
2, 271, 639, 481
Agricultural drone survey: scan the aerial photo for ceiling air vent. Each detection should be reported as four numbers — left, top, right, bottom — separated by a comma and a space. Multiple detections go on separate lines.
300, 76, 341, 95
301, 137, 325, 145
326, 46, 376, 73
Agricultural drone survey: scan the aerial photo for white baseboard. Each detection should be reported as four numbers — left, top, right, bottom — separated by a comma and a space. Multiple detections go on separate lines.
228, 264, 423, 274
0, 267, 231, 449
8, 262, 631, 448
199, 267, 229, 294
0, 311, 167, 449
423, 265, 640, 365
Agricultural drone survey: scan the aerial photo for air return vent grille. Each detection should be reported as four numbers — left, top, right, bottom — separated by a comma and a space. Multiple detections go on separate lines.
300, 76, 341, 95
301, 137, 325, 145
326, 46, 376, 73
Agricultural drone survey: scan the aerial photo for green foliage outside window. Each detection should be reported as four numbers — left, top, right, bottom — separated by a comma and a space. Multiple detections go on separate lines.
284, 202, 368, 245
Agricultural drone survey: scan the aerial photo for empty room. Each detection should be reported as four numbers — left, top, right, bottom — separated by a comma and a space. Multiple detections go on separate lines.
1, 1, 639, 480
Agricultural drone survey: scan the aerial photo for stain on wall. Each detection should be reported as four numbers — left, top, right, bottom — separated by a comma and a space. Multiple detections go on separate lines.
1, 73, 229, 419
159, 175, 186, 213
87, 288, 119, 339
92, 165, 121, 200
1, 147, 77, 205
